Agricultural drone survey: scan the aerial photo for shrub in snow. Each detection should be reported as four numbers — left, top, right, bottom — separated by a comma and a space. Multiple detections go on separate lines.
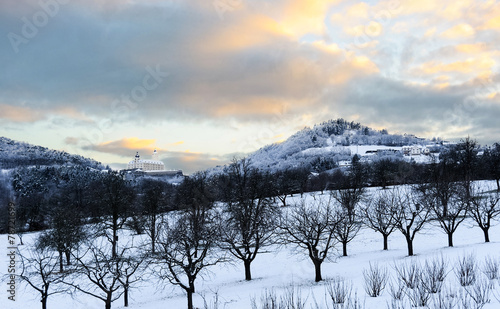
455, 254, 477, 287
385, 299, 411, 309
422, 255, 448, 294
429, 286, 458, 309
251, 286, 307, 309
406, 281, 432, 307
388, 279, 406, 301
465, 277, 491, 308
393, 260, 421, 290
326, 277, 353, 305
363, 262, 389, 297
483, 256, 499, 281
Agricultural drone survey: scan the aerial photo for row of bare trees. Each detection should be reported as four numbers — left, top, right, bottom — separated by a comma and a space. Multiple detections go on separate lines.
9, 143, 500, 309
11, 181, 500, 309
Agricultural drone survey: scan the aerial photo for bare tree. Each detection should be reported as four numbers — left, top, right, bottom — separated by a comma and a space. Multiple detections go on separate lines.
37, 201, 86, 272
66, 239, 127, 309
485, 143, 500, 191
156, 173, 224, 309
220, 160, 279, 280
362, 188, 399, 250
117, 250, 145, 307
17, 246, 68, 309
331, 188, 365, 256
394, 188, 430, 256
468, 184, 500, 242
140, 178, 171, 254
94, 170, 135, 259
279, 197, 338, 282
419, 180, 467, 247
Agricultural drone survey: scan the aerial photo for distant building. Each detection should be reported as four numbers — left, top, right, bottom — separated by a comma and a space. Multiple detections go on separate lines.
402, 145, 430, 156
127, 149, 165, 171
125, 150, 183, 179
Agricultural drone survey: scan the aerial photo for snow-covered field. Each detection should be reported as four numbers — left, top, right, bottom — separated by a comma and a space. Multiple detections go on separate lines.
3, 184, 500, 309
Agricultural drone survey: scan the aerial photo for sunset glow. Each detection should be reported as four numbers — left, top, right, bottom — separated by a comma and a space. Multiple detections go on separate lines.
1, 0, 499, 173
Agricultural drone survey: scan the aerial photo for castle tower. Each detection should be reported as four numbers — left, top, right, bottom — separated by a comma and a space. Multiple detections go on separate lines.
134, 152, 140, 168
152, 148, 158, 161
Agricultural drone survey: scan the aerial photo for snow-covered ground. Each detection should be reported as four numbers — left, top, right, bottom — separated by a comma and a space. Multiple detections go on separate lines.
3, 184, 500, 309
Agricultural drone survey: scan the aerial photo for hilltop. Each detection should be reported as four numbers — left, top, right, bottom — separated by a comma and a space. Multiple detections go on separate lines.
0, 137, 103, 170
242, 118, 443, 172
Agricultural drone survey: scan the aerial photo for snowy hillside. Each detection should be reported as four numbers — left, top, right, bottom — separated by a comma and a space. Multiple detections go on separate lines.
4, 182, 500, 309
0, 137, 102, 169
243, 119, 438, 172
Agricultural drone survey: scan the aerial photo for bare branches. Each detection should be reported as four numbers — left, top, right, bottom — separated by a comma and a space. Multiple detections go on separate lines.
393, 187, 430, 256
279, 196, 338, 282
156, 173, 225, 309
362, 188, 399, 250
468, 184, 500, 242
17, 246, 68, 309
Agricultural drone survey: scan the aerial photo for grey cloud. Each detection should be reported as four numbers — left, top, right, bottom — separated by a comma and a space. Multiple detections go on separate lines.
332, 75, 500, 144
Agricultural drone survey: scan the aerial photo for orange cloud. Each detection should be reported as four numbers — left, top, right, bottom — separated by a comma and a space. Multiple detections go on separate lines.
0, 104, 44, 122
345, 2, 370, 19
101, 137, 156, 150
213, 98, 289, 117
85, 137, 165, 158
483, 15, 500, 29
417, 57, 495, 75
170, 141, 184, 146
441, 23, 475, 38
54, 106, 92, 122
455, 43, 488, 54
280, 0, 342, 37
202, 15, 290, 53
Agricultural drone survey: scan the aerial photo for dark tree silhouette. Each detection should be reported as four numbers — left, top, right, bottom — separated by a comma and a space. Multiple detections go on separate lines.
220, 160, 279, 280
279, 197, 338, 282
139, 179, 172, 254
362, 188, 399, 250
94, 171, 135, 259
485, 143, 500, 191
17, 246, 67, 309
419, 159, 467, 247
156, 173, 223, 309
331, 186, 365, 256
468, 184, 500, 243
394, 188, 430, 256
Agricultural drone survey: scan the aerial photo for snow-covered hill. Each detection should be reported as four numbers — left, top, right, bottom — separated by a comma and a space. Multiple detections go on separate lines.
242, 119, 440, 172
0, 137, 102, 170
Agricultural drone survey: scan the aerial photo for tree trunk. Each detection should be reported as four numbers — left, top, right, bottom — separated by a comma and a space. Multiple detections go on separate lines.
496, 178, 499, 192
342, 241, 348, 257
383, 234, 389, 251
105, 296, 112, 309
483, 228, 490, 243
65, 250, 71, 265
406, 237, 414, 256
59, 251, 63, 272
41, 294, 47, 309
187, 288, 194, 309
244, 259, 252, 281
112, 230, 117, 259
124, 285, 129, 307
314, 260, 322, 282
447, 232, 453, 247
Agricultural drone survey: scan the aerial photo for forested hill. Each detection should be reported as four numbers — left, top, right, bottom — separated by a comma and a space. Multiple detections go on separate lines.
244, 118, 435, 172
0, 137, 103, 169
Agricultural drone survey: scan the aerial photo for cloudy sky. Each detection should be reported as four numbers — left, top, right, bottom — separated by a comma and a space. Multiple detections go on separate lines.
1, 0, 499, 174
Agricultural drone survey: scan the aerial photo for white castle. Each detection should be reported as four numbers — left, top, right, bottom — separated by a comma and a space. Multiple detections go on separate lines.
127, 149, 165, 171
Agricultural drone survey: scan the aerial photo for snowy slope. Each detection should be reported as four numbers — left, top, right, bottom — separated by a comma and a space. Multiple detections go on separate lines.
3, 182, 500, 309
0, 137, 102, 169
235, 119, 437, 173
